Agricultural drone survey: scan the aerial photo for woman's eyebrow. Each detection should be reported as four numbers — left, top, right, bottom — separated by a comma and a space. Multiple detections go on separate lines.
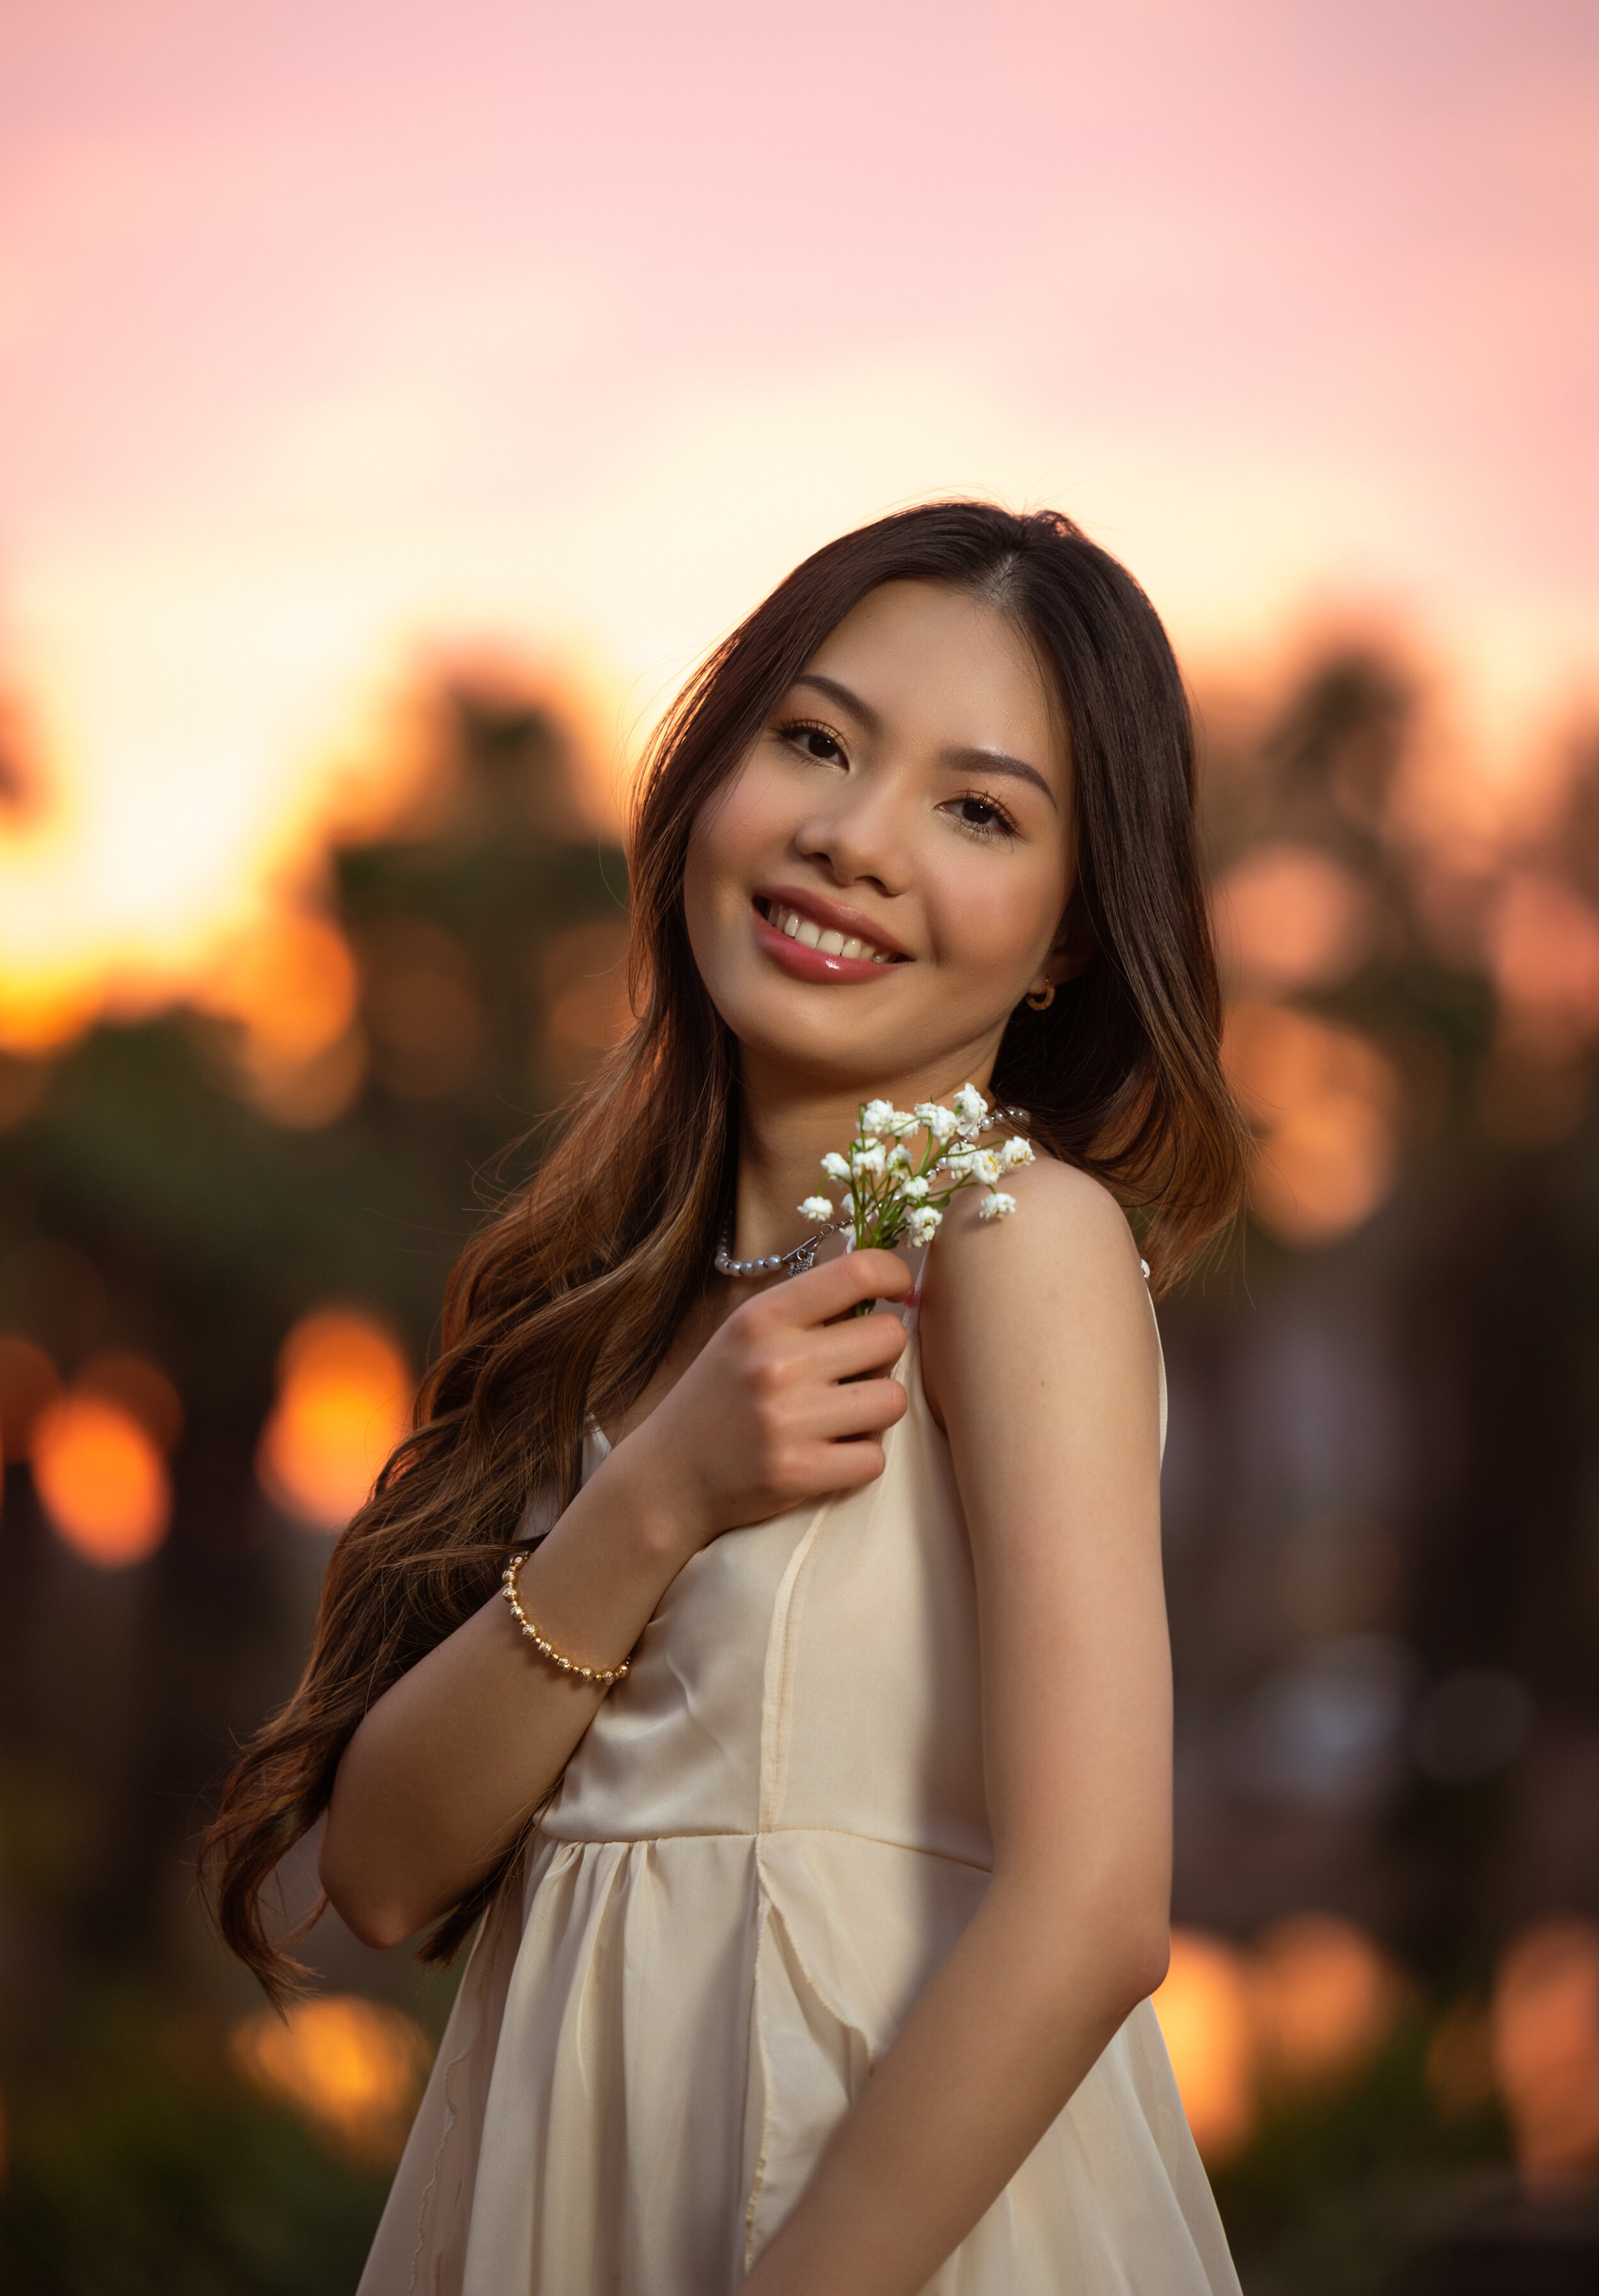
937, 745, 1059, 809
791, 670, 881, 734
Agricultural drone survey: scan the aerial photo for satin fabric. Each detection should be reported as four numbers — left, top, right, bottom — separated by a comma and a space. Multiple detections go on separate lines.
358, 1304, 1240, 2295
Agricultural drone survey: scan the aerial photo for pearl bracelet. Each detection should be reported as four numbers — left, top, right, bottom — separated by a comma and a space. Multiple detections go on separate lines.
500, 1551, 633, 1687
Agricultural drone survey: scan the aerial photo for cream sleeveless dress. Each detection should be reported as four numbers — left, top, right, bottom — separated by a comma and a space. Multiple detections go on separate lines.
358, 1290, 1240, 2295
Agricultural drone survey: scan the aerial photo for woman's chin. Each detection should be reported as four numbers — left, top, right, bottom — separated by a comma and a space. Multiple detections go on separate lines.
730, 1009, 991, 1100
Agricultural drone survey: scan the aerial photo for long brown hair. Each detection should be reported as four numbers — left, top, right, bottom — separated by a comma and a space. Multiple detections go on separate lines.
203, 500, 1248, 2000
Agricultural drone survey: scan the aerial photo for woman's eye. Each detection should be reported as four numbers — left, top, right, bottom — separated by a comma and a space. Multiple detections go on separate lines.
778, 720, 846, 766
947, 793, 1015, 837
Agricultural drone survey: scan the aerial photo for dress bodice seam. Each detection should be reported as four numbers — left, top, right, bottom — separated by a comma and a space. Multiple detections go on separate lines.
533, 1819, 993, 1871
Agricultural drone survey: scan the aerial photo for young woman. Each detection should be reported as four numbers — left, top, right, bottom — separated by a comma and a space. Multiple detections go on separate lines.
207, 501, 1249, 2294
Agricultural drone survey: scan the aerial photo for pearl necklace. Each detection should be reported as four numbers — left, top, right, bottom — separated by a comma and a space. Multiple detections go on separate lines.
713, 1222, 840, 1279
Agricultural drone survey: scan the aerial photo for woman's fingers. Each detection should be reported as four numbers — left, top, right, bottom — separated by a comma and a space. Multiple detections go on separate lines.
810, 1375, 910, 1442
813, 1309, 910, 1382
779, 1249, 911, 1326
798, 1437, 888, 1493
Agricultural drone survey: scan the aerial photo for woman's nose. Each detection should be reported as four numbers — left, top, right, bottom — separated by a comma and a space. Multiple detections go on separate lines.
794, 783, 914, 896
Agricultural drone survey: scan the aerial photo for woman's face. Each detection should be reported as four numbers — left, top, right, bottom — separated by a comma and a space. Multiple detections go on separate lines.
683, 578, 1076, 1104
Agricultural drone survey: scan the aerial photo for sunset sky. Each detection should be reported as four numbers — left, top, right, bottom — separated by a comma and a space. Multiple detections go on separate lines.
3, 0, 1595, 1033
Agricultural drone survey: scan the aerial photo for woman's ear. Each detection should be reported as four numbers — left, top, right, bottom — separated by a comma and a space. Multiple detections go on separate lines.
1048, 883, 1098, 985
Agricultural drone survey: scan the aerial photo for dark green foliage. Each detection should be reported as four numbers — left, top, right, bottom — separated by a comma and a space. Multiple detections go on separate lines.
1, 1996, 390, 2296
1213, 2015, 1513, 2293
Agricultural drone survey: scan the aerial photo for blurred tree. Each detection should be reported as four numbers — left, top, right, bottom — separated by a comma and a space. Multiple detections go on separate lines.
0, 682, 626, 1994
4, 653, 1599, 2284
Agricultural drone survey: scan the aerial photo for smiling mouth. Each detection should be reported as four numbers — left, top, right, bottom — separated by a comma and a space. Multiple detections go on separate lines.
755, 897, 905, 965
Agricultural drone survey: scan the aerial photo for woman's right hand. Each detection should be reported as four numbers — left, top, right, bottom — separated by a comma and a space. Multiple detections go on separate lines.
320, 1247, 913, 1948
604, 1248, 913, 1555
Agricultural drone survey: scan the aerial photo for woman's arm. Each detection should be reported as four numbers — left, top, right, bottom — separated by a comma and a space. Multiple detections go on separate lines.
319, 1250, 912, 1949
741, 1164, 1172, 2296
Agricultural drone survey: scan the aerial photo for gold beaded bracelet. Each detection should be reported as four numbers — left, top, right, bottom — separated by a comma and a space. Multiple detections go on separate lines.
500, 1551, 632, 1688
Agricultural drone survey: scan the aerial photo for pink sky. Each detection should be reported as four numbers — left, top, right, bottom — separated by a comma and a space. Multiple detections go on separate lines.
1, 0, 1596, 1027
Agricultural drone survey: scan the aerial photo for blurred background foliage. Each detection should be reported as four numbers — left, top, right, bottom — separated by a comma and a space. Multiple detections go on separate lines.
2, 647, 1599, 2291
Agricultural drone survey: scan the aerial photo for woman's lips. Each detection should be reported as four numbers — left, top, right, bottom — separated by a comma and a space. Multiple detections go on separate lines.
752, 896, 908, 985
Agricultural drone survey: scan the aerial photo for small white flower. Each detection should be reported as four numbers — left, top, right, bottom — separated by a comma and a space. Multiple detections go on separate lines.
914, 1101, 959, 1145
821, 1086, 1025, 1261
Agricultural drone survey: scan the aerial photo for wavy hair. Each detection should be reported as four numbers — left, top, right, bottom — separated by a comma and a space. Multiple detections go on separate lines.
203, 500, 1247, 2000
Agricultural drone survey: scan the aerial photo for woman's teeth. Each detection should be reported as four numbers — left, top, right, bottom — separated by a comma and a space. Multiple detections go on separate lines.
766, 904, 895, 963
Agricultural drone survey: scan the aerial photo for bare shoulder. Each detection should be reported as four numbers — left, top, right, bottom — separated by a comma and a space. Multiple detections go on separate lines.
918, 1155, 1156, 1432
925, 1153, 1147, 1323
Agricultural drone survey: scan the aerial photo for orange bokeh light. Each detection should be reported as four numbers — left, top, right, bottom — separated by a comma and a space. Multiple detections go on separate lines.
1215, 842, 1376, 995
1152, 1929, 1257, 2164
1154, 1914, 1411, 2161
1251, 1912, 1405, 2092
31, 1392, 171, 1567
0, 967, 104, 1058
257, 1308, 412, 1531
1492, 1917, 1599, 2189
1225, 999, 1403, 1246
196, 910, 368, 1130
1487, 870, 1599, 1059
540, 917, 633, 1086
228, 1993, 432, 2167
212, 911, 359, 1066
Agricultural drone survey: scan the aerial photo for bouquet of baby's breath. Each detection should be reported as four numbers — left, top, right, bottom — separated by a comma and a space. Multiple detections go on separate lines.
798, 1085, 1034, 1297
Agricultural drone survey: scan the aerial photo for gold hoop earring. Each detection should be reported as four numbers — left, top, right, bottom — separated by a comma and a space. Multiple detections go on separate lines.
1024, 980, 1056, 1011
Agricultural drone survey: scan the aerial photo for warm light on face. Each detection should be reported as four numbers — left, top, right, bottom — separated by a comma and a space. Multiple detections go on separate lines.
256, 1308, 412, 1530
31, 1393, 172, 1567
228, 1994, 432, 2167
682, 580, 1073, 1107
